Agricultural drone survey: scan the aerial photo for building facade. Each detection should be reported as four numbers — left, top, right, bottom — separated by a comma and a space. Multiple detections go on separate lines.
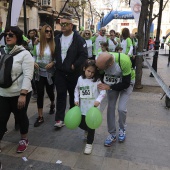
0, 0, 170, 37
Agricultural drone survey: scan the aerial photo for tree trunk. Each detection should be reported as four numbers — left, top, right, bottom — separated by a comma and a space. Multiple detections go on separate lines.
144, 1, 154, 49
135, 0, 149, 89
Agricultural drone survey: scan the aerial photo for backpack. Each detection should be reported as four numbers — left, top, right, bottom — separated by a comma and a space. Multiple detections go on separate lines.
0, 48, 24, 88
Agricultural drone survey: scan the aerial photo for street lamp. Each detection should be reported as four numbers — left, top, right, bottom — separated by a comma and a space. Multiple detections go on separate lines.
150, 0, 163, 77
101, 12, 104, 27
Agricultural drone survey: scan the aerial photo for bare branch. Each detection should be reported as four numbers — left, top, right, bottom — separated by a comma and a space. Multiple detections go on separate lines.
56, 0, 69, 19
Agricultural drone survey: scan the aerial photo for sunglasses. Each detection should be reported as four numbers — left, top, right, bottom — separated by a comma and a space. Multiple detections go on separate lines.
45, 30, 52, 34
60, 23, 71, 27
4, 33, 15, 38
85, 33, 90, 35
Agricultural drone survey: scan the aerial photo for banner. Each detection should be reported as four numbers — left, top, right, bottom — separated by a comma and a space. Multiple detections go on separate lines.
130, 0, 141, 23
11, 0, 24, 26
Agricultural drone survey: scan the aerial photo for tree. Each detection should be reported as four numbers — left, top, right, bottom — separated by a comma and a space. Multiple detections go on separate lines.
135, 0, 149, 89
135, 0, 169, 89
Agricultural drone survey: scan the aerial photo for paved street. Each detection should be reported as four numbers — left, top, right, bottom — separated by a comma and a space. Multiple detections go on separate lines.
1, 50, 170, 170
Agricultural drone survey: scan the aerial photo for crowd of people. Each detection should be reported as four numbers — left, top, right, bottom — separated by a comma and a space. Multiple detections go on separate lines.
0, 15, 139, 158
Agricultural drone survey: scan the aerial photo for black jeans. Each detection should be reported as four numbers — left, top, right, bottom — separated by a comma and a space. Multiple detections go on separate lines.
0, 92, 31, 140
79, 115, 95, 144
55, 71, 78, 121
35, 76, 55, 108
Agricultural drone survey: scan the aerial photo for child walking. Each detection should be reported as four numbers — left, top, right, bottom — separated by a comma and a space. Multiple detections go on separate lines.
74, 60, 106, 154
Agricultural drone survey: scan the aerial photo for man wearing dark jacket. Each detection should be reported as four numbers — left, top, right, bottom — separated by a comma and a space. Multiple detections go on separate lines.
54, 16, 88, 127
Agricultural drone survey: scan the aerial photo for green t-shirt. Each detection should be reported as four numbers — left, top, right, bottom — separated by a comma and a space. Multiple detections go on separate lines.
126, 38, 133, 56
110, 52, 135, 80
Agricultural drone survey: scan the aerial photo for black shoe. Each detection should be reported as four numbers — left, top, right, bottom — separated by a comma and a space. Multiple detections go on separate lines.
15, 123, 20, 131
150, 74, 154, 77
34, 117, 44, 127
167, 63, 169, 67
49, 104, 55, 115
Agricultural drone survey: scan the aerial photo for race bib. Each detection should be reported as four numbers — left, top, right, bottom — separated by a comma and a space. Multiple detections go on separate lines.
80, 86, 92, 98
104, 74, 122, 85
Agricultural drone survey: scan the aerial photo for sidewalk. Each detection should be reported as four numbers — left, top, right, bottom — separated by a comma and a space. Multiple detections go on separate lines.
1, 50, 170, 170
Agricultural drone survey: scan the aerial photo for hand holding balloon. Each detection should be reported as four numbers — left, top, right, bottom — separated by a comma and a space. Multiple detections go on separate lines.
75, 102, 79, 106
94, 101, 100, 107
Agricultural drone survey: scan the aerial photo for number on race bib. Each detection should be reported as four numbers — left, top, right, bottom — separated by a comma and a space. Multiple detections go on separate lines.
104, 74, 122, 85
82, 90, 90, 96
80, 86, 93, 98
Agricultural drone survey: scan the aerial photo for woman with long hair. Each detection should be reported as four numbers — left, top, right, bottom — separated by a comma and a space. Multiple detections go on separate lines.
121, 28, 133, 57
33, 25, 55, 127
81, 29, 94, 59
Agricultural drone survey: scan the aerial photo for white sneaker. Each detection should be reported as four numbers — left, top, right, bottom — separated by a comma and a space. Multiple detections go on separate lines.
84, 144, 92, 155
54, 120, 65, 127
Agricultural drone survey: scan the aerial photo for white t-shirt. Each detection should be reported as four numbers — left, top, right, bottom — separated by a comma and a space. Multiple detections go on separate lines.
61, 32, 74, 62
121, 39, 127, 54
95, 35, 107, 54
108, 38, 118, 52
85, 39, 93, 58
74, 76, 106, 115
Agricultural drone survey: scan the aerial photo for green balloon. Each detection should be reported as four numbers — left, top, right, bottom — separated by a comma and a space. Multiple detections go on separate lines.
64, 106, 82, 129
85, 107, 102, 129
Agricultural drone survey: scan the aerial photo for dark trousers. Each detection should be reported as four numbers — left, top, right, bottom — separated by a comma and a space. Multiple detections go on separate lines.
168, 50, 170, 64
35, 76, 55, 108
55, 71, 78, 121
31, 74, 37, 94
0, 92, 31, 140
79, 115, 95, 144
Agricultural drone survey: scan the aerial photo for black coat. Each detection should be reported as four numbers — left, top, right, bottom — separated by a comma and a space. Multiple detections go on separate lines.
54, 31, 88, 74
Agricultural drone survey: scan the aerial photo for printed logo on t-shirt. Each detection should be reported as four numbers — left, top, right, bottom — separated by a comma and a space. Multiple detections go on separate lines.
80, 86, 92, 98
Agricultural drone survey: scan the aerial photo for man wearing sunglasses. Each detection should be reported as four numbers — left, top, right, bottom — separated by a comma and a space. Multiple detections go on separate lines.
54, 16, 88, 128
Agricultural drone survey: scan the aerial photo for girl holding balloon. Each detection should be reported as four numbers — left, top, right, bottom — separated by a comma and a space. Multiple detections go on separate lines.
74, 59, 106, 155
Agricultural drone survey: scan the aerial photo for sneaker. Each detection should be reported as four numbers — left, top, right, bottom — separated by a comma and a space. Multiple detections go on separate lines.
104, 134, 116, 147
49, 104, 55, 115
54, 120, 64, 128
84, 131, 88, 140
118, 129, 126, 142
34, 117, 44, 127
17, 139, 29, 153
84, 144, 92, 155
